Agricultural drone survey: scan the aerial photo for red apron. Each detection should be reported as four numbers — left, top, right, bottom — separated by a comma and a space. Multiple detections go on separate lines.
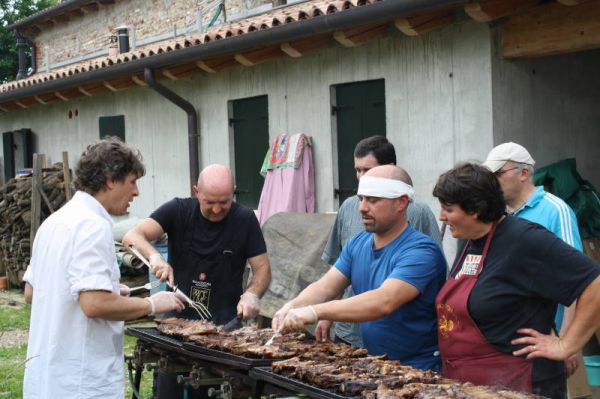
436, 222, 532, 391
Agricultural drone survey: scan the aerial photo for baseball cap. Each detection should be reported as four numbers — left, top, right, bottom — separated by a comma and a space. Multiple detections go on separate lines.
482, 142, 535, 172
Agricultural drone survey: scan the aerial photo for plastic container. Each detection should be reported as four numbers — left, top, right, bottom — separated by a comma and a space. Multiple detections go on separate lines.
584, 355, 600, 387
148, 243, 169, 295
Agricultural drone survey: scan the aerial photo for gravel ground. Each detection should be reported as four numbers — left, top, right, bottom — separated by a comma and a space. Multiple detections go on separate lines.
0, 329, 28, 348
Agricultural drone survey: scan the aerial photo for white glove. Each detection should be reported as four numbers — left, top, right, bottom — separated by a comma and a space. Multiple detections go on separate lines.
237, 291, 260, 320
146, 291, 185, 315
119, 284, 131, 297
281, 306, 319, 334
271, 302, 294, 332
149, 253, 174, 287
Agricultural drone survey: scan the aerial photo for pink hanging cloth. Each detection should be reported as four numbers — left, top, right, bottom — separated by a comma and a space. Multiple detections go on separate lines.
256, 133, 315, 226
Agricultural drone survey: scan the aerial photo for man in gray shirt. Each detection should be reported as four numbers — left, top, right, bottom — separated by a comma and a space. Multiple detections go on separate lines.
317, 136, 441, 346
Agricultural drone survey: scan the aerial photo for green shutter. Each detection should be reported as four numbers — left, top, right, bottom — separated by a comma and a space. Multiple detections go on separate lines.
334, 79, 386, 206
231, 95, 269, 209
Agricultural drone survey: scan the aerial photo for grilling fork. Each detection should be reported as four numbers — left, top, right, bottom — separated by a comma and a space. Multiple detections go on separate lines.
172, 285, 212, 320
128, 245, 212, 320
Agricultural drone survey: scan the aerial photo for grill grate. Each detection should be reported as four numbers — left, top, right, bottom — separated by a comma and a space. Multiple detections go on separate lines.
250, 367, 358, 399
126, 327, 279, 370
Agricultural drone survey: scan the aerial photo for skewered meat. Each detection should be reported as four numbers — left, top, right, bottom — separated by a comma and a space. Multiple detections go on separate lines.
362, 382, 546, 399
271, 357, 545, 399
156, 318, 220, 336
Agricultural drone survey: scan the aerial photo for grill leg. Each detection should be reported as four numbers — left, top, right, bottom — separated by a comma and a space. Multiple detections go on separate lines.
132, 366, 143, 399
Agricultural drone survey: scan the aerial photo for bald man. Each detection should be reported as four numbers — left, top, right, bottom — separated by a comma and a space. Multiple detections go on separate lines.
272, 165, 447, 371
123, 164, 271, 323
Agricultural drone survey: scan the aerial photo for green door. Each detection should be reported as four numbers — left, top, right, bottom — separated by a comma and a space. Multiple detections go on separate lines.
230, 95, 269, 209
334, 79, 386, 206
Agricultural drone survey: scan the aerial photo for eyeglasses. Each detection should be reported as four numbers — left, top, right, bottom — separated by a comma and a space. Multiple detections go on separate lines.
494, 166, 520, 176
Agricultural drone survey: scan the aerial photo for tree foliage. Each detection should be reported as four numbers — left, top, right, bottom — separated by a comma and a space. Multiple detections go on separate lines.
0, 0, 57, 83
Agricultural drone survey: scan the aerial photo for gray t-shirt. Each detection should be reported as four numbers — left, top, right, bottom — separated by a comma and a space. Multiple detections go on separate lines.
321, 195, 441, 347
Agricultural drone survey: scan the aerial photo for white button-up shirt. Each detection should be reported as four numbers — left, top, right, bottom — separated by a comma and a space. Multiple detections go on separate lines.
23, 191, 124, 399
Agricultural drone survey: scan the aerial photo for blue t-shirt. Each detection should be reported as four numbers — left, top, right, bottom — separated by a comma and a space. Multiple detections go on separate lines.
334, 226, 447, 371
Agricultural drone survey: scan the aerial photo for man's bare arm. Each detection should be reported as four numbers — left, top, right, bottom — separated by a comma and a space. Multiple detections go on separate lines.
245, 253, 271, 297
315, 278, 419, 322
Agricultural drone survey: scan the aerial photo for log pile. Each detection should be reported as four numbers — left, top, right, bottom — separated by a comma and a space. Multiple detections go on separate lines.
0, 163, 69, 286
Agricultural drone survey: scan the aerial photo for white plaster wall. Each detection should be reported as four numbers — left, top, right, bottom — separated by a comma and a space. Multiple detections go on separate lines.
491, 46, 600, 188
0, 19, 494, 261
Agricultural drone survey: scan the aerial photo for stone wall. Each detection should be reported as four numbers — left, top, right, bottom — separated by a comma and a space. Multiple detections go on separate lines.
34, 0, 223, 70
224, 0, 276, 18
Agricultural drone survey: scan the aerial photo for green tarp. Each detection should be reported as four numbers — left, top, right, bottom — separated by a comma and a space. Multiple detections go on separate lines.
533, 158, 600, 239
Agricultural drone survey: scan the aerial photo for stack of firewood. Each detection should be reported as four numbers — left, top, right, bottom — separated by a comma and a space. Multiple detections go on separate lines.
0, 163, 68, 285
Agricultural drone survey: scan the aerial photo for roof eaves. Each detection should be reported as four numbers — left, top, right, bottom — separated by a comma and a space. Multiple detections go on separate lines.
7, 0, 100, 31
0, 0, 467, 104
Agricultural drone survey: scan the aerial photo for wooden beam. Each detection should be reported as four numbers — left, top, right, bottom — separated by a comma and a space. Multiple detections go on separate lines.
81, 3, 99, 13
78, 86, 92, 96
280, 42, 302, 58
62, 152, 72, 201
0, 105, 8, 112
54, 91, 69, 101
466, 0, 540, 22
30, 153, 45, 248
33, 95, 47, 105
234, 53, 254, 66
131, 75, 147, 86
103, 81, 118, 91
502, 1, 600, 58
395, 9, 454, 36
333, 23, 389, 48
196, 61, 216, 73
234, 46, 285, 67
15, 101, 28, 109
557, 0, 586, 4
161, 69, 179, 80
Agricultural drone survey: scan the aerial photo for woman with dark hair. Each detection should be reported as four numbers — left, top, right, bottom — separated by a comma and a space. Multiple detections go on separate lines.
432, 163, 600, 398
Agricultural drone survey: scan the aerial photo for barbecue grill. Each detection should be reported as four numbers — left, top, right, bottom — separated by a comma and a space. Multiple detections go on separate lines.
250, 367, 357, 399
125, 327, 290, 399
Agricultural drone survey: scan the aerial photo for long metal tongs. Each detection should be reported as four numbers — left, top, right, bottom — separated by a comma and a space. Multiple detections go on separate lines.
127, 245, 212, 320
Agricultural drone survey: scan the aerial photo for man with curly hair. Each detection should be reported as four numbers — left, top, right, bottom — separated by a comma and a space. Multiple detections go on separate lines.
23, 137, 185, 399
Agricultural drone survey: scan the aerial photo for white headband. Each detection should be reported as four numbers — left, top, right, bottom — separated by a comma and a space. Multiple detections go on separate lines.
357, 176, 414, 200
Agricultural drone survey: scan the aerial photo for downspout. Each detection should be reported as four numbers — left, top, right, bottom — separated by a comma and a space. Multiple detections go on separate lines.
15, 32, 37, 79
143, 68, 199, 194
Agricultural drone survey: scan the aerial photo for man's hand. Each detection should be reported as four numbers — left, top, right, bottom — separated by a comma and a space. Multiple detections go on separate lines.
119, 284, 131, 297
511, 328, 573, 361
237, 291, 260, 319
272, 302, 294, 332
149, 253, 174, 287
280, 306, 319, 334
146, 291, 185, 315
315, 320, 333, 342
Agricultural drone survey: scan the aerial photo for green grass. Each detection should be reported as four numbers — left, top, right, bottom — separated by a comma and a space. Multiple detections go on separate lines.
0, 306, 31, 330
0, 302, 153, 398
124, 335, 154, 399
0, 344, 28, 398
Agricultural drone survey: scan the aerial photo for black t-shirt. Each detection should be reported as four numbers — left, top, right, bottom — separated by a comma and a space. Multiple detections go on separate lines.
452, 216, 600, 395
150, 197, 267, 278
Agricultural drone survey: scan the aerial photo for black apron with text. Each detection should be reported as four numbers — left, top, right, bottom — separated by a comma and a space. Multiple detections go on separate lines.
170, 206, 244, 325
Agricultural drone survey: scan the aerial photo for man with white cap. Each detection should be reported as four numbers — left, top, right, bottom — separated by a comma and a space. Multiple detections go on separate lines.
483, 141, 583, 376
272, 165, 447, 371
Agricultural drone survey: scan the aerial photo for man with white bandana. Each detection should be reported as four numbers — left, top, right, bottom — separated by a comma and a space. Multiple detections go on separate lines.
272, 165, 447, 371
